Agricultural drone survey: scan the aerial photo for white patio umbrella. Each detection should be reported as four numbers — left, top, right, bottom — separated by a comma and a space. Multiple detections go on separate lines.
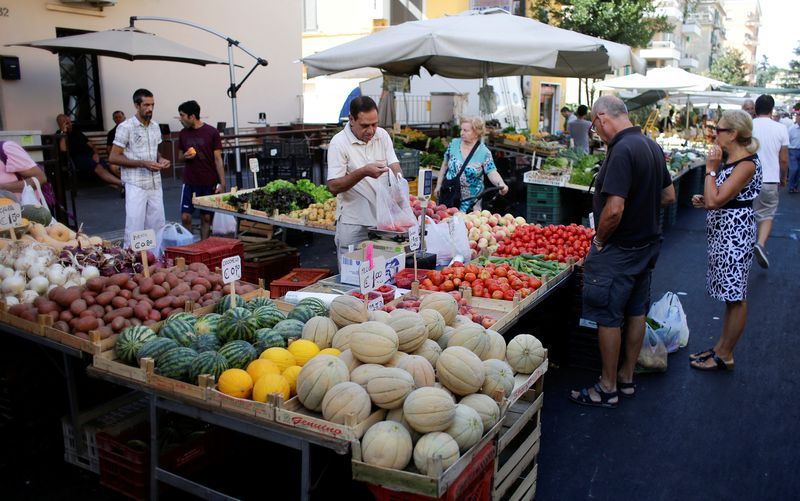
593, 66, 727, 92
303, 9, 644, 79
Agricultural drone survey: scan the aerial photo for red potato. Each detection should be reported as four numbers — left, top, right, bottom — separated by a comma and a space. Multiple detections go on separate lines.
105, 285, 121, 295
53, 320, 70, 333
130, 318, 142, 327
74, 332, 89, 340
107, 273, 129, 287
103, 307, 132, 323
143, 320, 157, 327
105, 305, 113, 313
44, 310, 60, 322
59, 310, 73, 322
188, 262, 209, 273
161, 307, 173, 317
154, 296, 173, 310
118, 289, 132, 300
111, 316, 126, 332
86, 277, 106, 292
171, 308, 184, 315
95, 326, 113, 339
148, 309, 161, 321
171, 283, 190, 296
191, 284, 207, 296
171, 295, 187, 309
149, 285, 167, 300
212, 284, 222, 292
125, 280, 137, 291
165, 274, 179, 289
139, 277, 155, 294
127, 299, 138, 309
95, 291, 115, 306
78, 309, 95, 318
111, 296, 128, 309
70, 299, 87, 316
75, 317, 99, 333
150, 272, 166, 284
89, 305, 105, 317
191, 277, 212, 289
34, 298, 60, 315
185, 290, 201, 302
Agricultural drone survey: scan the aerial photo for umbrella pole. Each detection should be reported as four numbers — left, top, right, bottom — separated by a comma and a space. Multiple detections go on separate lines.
228, 42, 243, 187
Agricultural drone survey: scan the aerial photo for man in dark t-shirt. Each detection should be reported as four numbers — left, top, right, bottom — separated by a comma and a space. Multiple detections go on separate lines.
569, 95, 675, 409
105, 110, 125, 180
177, 100, 225, 240
56, 114, 122, 189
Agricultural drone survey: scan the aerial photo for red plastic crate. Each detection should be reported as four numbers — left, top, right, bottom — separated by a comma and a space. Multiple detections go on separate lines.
393, 268, 432, 289
367, 441, 495, 501
269, 267, 331, 298
164, 237, 244, 272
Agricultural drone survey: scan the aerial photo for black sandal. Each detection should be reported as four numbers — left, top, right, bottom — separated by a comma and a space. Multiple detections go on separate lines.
689, 348, 715, 361
569, 383, 619, 408
690, 353, 734, 371
618, 381, 636, 398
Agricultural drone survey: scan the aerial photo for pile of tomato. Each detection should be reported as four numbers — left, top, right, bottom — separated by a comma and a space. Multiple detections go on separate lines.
419, 262, 542, 301
495, 224, 593, 262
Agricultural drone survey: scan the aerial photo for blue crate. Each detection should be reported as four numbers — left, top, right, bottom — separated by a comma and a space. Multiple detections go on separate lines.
395, 148, 421, 179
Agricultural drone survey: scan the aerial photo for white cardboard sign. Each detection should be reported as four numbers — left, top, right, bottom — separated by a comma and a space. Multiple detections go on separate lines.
221, 255, 242, 284
130, 229, 156, 252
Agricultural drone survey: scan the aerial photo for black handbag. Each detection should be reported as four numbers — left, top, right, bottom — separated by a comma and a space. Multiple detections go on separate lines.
438, 141, 480, 209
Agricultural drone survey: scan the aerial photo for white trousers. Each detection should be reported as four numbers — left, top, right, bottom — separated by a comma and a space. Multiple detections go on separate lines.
124, 183, 166, 256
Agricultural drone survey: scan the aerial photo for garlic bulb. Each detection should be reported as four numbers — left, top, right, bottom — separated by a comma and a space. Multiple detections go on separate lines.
2, 273, 26, 295
28, 276, 50, 295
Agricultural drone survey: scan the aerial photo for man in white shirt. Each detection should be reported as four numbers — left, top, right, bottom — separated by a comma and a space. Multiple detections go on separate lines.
327, 96, 401, 265
751, 95, 789, 268
742, 99, 755, 118
788, 112, 800, 193
779, 112, 794, 130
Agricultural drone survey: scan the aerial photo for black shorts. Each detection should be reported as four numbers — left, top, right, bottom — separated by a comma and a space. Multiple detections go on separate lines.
582, 240, 662, 328
181, 184, 216, 215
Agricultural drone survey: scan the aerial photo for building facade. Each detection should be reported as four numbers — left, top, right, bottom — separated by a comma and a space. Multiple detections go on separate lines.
639, 0, 706, 72
722, 0, 761, 85
688, 0, 727, 74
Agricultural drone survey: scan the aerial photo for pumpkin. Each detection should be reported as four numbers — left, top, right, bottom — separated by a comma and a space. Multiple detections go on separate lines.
447, 323, 490, 360
296, 355, 350, 412
301, 316, 338, 349
436, 346, 485, 396
421, 309, 446, 341
506, 334, 545, 374
282, 365, 302, 396
368, 309, 391, 323
287, 339, 320, 366
321, 381, 372, 425
331, 324, 360, 352
330, 295, 368, 328
481, 359, 515, 399
413, 432, 460, 475
349, 322, 399, 364
459, 393, 500, 431
361, 421, 413, 469
259, 347, 296, 373
350, 363, 386, 388
437, 326, 455, 350
388, 309, 428, 353
402, 387, 456, 433
386, 407, 421, 443
366, 367, 415, 409
252, 373, 291, 402
384, 351, 409, 368
484, 330, 506, 360
396, 355, 435, 388
445, 404, 484, 453
420, 292, 458, 326
338, 349, 362, 372
217, 369, 254, 399
246, 358, 281, 384
413, 339, 442, 367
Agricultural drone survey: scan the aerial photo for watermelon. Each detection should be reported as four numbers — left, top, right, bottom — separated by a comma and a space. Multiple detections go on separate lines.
191, 333, 221, 353
164, 312, 197, 326
253, 328, 286, 352
137, 337, 178, 363
273, 319, 305, 341
298, 297, 328, 317
194, 313, 221, 337
287, 304, 316, 323
159, 319, 196, 347
115, 326, 157, 365
218, 340, 258, 369
155, 347, 199, 381
215, 294, 246, 314
218, 307, 260, 344
187, 351, 229, 384
246, 296, 275, 311
252, 306, 285, 329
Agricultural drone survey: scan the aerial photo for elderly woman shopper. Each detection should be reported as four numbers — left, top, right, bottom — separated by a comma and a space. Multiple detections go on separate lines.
435, 116, 508, 212
0, 140, 48, 198
690, 110, 762, 371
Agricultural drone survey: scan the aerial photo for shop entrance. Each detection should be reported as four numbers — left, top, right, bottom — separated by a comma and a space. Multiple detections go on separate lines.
539, 83, 561, 134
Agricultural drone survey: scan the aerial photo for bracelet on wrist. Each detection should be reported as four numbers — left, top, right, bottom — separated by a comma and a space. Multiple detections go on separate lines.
593, 236, 604, 247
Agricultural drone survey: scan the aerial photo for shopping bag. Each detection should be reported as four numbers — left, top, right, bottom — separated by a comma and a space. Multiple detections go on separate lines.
375, 172, 416, 232
647, 292, 690, 352
637, 323, 668, 372
423, 215, 470, 266
20, 176, 54, 224
212, 214, 238, 236
162, 222, 196, 247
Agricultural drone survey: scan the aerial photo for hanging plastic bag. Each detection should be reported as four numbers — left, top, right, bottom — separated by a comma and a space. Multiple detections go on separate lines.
637, 323, 668, 372
212, 214, 237, 236
375, 172, 416, 232
647, 292, 690, 352
20, 177, 54, 225
423, 215, 470, 266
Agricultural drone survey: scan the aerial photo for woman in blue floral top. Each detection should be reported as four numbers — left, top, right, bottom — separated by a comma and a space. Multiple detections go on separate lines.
435, 116, 509, 212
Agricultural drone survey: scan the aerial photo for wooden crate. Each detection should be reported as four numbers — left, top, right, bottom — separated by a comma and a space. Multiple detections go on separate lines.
507, 355, 548, 409
207, 388, 275, 422
386, 288, 518, 332
274, 396, 385, 442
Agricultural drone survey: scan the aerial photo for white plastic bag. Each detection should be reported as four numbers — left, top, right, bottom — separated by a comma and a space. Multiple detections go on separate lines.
212, 214, 237, 236
647, 292, 690, 353
637, 324, 668, 372
424, 215, 470, 266
375, 172, 416, 232
20, 177, 54, 225
162, 222, 195, 247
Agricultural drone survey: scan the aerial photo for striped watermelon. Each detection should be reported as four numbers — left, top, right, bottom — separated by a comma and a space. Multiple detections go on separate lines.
187, 351, 229, 384
253, 328, 286, 352
137, 337, 178, 363
288, 305, 316, 324
218, 340, 258, 369
115, 326, 157, 365
164, 312, 197, 326
273, 319, 305, 341
191, 333, 221, 353
298, 297, 328, 317
246, 296, 275, 311
155, 347, 199, 381
194, 313, 221, 337
159, 319, 196, 347
218, 307, 260, 344
215, 294, 246, 314
252, 306, 285, 329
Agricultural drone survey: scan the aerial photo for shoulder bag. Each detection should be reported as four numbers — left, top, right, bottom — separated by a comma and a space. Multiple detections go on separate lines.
438, 141, 480, 209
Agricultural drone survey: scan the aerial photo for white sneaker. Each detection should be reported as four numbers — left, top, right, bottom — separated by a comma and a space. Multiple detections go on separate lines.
754, 243, 769, 269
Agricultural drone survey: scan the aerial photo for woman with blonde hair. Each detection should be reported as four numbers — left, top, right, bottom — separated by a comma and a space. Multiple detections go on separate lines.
435, 116, 508, 211
690, 109, 762, 371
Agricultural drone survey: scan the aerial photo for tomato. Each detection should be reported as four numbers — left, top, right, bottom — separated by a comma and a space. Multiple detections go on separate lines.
452, 261, 464, 268
452, 278, 462, 288
491, 290, 504, 299
504, 289, 516, 301
442, 280, 455, 292
464, 272, 477, 283
429, 271, 443, 286
494, 267, 507, 278
421, 278, 434, 288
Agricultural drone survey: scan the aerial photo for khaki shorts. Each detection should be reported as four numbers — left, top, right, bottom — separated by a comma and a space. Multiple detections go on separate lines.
334, 221, 369, 272
753, 183, 779, 222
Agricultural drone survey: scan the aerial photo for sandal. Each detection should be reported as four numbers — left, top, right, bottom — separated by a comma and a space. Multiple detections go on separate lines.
569, 382, 619, 408
617, 381, 636, 399
690, 353, 734, 371
689, 348, 715, 361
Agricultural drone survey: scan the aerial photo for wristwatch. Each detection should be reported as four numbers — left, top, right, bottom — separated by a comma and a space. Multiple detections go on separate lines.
706, 171, 716, 178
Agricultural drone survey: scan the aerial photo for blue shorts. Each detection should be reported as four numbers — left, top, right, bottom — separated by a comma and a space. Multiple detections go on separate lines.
181, 184, 216, 215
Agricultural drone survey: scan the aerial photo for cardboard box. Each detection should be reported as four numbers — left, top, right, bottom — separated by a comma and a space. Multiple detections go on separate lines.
358, 239, 409, 255
341, 248, 405, 286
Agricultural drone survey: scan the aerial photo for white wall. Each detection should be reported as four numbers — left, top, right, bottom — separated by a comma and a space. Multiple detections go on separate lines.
0, 0, 302, 133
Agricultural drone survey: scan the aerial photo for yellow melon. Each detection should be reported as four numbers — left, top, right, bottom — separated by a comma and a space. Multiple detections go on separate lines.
217, 369, 254, 399
252, 373, 291, 402
260, 347, 297, 372
246, 359, 280, 384
282, 365, 302, 396
288, 339, 321, 366
319, 347, 342, 357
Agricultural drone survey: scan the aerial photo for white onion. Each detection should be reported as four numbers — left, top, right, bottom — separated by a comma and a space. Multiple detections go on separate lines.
47, 264, 67, 286
2, 273, 26, 295
0, 266, 14, 280
81, 265, 100, 280
4, 295, 19, 305
20, 290, 39, 304
28, 276, 50, 295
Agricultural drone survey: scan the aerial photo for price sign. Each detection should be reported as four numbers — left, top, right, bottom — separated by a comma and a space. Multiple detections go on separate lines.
418, 169, 433, 198
408, 226, 421, 251
588, 212, 595, 230
359, 260, 375, 294
0, 202, 22, 230
249, 158, 260, 173
367, 295, 384, 312
131, 229, 156, 251
372, 256, 387, 288
221, 255, 242, 284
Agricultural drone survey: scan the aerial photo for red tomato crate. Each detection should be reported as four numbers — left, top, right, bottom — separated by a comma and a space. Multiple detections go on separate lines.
393, 268, 432, 289
164, 237, 244, 272
367, 441, 495, 501
269, 267, 331, 298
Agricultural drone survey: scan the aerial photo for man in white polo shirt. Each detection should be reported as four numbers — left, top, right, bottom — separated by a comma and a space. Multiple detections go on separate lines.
751, 95, 789, 269
327, 96, 401, 265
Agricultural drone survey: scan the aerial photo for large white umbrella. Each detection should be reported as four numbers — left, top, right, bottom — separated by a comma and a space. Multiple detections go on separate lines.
303, 9, 644, 79
594, 66, 727, 92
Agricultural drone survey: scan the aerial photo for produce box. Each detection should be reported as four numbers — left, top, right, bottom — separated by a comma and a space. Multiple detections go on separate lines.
269, 267, 332, 299
273, 396, 386, 442
340, 248, 406, 287
164, 237, 244, 272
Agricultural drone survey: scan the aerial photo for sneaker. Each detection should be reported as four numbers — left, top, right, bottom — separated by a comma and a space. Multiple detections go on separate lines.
754, 243, 769, 269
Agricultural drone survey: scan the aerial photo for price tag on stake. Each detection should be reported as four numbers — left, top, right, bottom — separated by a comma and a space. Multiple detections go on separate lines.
131, 229, 156, 251
249, 158, 260, 173
408, 226, 421, 251
359, 260, 375, 294
221, 255, 242, 284
0, 202, 23, 230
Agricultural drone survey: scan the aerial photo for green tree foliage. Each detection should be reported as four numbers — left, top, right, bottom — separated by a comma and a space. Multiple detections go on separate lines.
755, 56, 779, 88
708, 48, 748, 86
781, 43, 800, 88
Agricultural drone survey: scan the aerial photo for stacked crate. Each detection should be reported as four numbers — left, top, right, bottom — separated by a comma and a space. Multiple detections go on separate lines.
526, 184, 563, 225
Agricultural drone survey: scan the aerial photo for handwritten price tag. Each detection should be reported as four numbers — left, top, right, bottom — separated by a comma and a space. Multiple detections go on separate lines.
130, 229, 156, 252
408, 226, 421, 251
221, 255, 242, 284
372, 256, 387, 288
359, 260, 374, 294
0, 203, 22, 230
367, 295, 384, 311
249, 158, 260, 173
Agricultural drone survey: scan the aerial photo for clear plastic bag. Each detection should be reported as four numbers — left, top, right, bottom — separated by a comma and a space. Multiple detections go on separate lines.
212, 214, 238, 236
375, 172, 416, 232
637, 323, 668, 372
423, 215, 470, 266
647, 292, 690, 352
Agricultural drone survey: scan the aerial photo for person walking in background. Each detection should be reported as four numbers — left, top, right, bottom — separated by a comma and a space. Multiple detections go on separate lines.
569, 96, 675, 408
109, 88, 170, 256
106, 110, 125, 152
561, 106, 576, 132
568, 105, 592, 154
779, 112, 793, 129
750, 95, 789, 268
690, 110, 761, 371
176, 100, 225, 240
742, 99, 756, 118
56, 114, 122, 190
788, 112, 800, 193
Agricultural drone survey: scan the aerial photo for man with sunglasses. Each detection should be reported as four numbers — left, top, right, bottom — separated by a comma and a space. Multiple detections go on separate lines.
570, 95, 675, 409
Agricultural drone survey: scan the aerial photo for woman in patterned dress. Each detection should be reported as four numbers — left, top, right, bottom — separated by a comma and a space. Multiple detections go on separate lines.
690, 110, 762, 371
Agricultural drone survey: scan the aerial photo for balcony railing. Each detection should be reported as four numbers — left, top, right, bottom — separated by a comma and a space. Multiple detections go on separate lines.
682, 22, 702, 36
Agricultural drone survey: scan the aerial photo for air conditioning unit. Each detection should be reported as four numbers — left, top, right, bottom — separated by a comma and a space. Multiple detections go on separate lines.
60, 0, 118, 6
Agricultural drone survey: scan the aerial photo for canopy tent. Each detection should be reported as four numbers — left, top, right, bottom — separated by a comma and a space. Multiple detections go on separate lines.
594, 66, 726, 92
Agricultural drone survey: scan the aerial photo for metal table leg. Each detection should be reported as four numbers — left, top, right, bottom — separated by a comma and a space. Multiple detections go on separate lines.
63, 353, 84, 454
301, 441, 310, 501
150, 393, 159, 501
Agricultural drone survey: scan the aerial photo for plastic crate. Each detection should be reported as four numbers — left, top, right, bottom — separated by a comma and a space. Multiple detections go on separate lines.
292, 156, 313, 179
527, 205, 562, 225
285, 138, 310, 157
271, 158, 296, 180
263, 139, 284, 159
269, 267, 332, 298
393, 268, 432, 289
164, 237, 244, 272
526, 184, 561, 206
242, 251, 300, 285
396, 148, 421, 179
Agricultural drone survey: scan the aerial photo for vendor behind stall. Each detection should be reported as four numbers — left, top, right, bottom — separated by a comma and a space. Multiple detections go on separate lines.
326, 96, 401, 265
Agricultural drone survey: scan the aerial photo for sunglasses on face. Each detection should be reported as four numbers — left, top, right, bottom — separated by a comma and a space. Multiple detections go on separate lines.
590, 112, 605, 133
713, 126, 733, 133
